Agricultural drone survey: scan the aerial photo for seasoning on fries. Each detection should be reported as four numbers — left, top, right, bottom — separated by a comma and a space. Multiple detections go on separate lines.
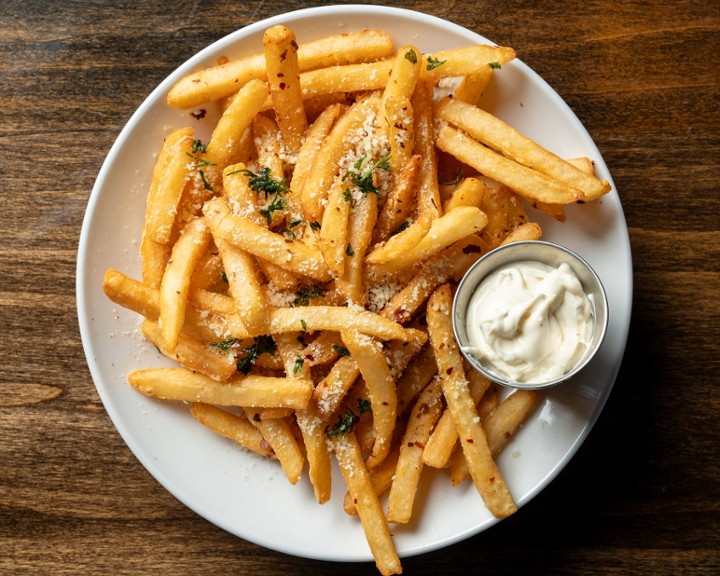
102, 24, 611, 576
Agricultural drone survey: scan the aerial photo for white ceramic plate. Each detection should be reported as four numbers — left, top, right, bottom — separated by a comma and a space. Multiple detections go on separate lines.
77, 5, 632, 563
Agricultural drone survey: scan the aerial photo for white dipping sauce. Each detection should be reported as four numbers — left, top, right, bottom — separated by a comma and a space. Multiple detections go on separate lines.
464, 260, 594, 383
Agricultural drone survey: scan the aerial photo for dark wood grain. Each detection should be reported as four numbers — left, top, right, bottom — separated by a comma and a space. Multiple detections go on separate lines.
1, 1, 718, 574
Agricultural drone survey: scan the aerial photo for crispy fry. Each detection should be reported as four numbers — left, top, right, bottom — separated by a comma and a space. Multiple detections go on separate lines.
426, 284, 516, 518
341, 330, 397, 468
331, 431, 402, 576
436, 98, 611, 200
167, 29, 394, 109
191, 403, 275, 459
128, 367, 313, 409
387, 377, 443, 523
264, 25, 307, 153
158, 217, 211, 350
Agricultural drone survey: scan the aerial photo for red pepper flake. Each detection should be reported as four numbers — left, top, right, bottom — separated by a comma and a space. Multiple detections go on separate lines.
466, 438, 474, 444
253, 413, 261, 422
445, 367, 453, 375
279, 82, 287, 90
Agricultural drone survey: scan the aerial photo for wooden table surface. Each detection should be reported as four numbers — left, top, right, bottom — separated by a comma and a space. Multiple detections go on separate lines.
2, 1, 718, 574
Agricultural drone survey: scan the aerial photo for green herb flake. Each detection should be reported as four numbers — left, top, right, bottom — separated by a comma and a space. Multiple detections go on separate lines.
293, 357, 304, 374
198, 169, 214, 191
405, 49, 418, 65
357, 398, 372, 414
309, 220, 321, 232
234, 335, 276, 375
210, 338, 242, 351
326, 409, 359, 438
489, 61, 502, 70
293, 284, 325, 307
426, 56, 446, 71
300, 319, 308, 332
342, 154, 391, 197
332, 344, 350, 357
191, 139, 207, 154
346, 243, 354, 256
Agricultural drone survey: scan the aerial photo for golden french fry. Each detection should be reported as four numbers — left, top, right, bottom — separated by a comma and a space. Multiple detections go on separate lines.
373, 154, 421, 244
422, 367, 491, 469
436, 98, 611, 200
299, 93, 381, 223
335, 191, 378, 306
426, 284, 517, 518
364, 213, 431, 266
341, 330, 397, 468
387, 377, 443, 524
190, 403, 275, 459
144, 127, 195, 246
222, 163, 263, 223
204, 196, 331, 282
252, 114, 286, 183
216, 239, 269, 335
331, 431, 402, 576
454, 66, 494, 106
500, 221, 543, 244
437, 125, 586, 205
275, 332, 332, 503
289, 102, 346, 215
484, 389, 540, 456
244, 406, 305, 484
319, 177, 352, 276
204, 79, 269, 168
167, 29, 394, 109
368, 206, 488, 272
421, 45, 516, 82
313, 355, 360, 419
442, 176, 487, 213
139, 235, 170, 289
381, 45, 421, 173
271, 306, 410, 342
158, 217, 211, 350
128, 367, 313, 409
343, 439, 400, 515
264, 25, 307, 153
412, 80, 442, 220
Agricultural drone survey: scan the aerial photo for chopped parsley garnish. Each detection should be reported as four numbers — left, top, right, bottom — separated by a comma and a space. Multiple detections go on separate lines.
293, 357, 304, 374
239, 167, 289, 197
426, 56, 446, 71
332, 344, 350, 357
191, 139, 207, 154
233, 335, 277, 375
228, 167, 290, 225
489, 61, 502, 69
342, 188, 355, 206
326, 409, 359, 438
198, 169, 213, 191
185, 153, 216, 168
357, 398, 372, 414
342, 154, 391, 197
405, 49, 418, 64
210, 337, 242, 351
345, 243, 355, 256
309, 220, 321, 232
293, 284, 325, 307
300, 319, 308, 332
326, 399, 371, 437
280, 218, 303, 239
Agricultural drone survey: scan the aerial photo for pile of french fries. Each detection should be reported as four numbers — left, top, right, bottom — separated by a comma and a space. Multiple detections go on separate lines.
102, 25, 610, 575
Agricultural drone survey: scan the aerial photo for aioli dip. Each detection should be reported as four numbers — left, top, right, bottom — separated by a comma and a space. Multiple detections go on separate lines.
463, 260, 594, 384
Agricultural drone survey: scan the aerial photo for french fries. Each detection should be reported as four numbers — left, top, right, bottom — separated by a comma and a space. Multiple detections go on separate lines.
103, 24, 611, 576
